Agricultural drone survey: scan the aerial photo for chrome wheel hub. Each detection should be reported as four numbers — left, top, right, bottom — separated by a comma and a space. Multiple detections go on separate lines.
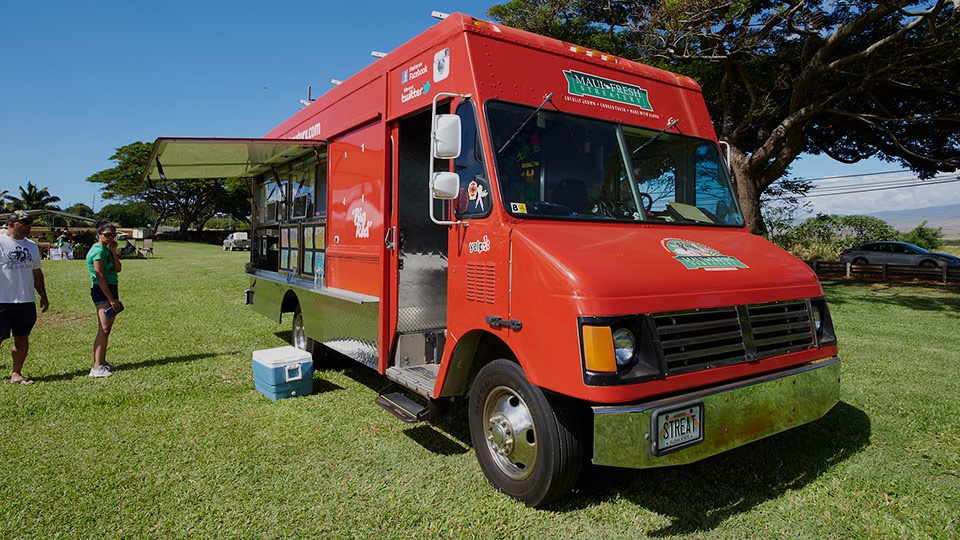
482, 385, 537, 480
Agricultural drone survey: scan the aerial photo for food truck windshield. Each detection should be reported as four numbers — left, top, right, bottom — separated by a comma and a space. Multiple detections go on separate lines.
487, 101, 745, 226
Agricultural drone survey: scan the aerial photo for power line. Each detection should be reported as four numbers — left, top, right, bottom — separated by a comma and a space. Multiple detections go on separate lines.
797, 169, 913, 182
787, 170, 960, 199
804, 176, 960, 197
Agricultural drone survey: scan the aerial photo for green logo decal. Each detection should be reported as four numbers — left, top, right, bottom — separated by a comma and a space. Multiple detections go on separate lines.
662, 239, 748, 271
563, 70, 653, 110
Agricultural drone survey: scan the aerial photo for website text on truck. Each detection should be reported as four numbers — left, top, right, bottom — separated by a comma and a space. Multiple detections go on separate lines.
144, 13, 840, 506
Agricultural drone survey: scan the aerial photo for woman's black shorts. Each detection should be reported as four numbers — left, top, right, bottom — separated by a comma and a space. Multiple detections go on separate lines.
91, 284, 119, 306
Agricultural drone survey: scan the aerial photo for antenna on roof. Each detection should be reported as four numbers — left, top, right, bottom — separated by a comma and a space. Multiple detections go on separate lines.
371, 51, 388, 58
432, 11, 449, 19
300, 86, 315, 108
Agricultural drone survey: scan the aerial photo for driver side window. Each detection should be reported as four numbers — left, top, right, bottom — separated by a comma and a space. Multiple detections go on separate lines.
453, 101, 491, 218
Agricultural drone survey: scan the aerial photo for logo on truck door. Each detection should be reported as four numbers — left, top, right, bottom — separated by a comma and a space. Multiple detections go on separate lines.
662, 239, 748, 271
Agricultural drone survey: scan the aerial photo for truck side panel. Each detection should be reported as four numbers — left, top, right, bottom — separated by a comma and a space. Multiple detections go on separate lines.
326, 122, 387, 298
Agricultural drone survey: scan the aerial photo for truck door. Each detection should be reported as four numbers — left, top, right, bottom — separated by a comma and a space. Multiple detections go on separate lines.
392, 107, 449, 378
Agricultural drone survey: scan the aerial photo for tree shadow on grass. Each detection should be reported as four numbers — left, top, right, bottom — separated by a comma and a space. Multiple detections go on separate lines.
403, 424, 470, 456
270, 331, 871, 528
31, 351, 231, 383
556, 401, 871, 534
860, 288, 960, 316
823, 280, 960, 315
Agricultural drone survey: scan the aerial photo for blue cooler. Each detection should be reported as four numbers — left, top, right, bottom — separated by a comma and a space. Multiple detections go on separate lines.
252, 346, 314, 401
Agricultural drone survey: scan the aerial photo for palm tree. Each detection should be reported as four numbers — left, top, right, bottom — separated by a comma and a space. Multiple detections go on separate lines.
7, 183, 63, 227
8, 182, 62, 211
0, 189, 10, 211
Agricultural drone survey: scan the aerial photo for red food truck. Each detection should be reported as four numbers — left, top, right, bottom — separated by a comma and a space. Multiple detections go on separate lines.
144, 12, 840, 506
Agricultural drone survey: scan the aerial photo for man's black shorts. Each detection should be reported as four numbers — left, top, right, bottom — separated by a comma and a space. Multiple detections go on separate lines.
0, 302, 38, 340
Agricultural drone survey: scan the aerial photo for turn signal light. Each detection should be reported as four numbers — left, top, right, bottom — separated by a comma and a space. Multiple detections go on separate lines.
582, 325, 617, 373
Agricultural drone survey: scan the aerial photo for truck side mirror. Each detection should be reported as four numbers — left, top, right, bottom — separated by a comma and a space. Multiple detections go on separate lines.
433, 114, 461, 159
431, 172, 460, 199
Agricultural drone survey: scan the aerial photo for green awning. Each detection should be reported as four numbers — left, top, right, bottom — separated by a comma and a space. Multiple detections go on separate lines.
143, 137, 324, 181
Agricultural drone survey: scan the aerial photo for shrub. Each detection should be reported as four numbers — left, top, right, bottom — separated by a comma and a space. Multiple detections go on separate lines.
897, 221, 944, 251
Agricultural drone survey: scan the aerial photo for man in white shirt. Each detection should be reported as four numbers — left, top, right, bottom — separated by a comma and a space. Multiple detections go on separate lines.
0, 210, 49, 385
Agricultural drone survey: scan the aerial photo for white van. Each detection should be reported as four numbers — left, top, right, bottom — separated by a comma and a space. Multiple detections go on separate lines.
222, 232, 250, 251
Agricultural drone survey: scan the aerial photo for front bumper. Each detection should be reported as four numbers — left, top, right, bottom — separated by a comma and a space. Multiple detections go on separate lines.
592, 357, 841, 468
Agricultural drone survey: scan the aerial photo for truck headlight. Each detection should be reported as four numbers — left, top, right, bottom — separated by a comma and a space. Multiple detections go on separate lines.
581, 316, 664, 385
612, 328, 636, 366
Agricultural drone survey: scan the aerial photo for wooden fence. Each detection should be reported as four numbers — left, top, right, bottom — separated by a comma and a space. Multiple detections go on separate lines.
805, 261, 960, 285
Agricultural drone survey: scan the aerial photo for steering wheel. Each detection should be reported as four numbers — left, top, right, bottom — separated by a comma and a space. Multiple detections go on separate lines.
638, 192, 653, 213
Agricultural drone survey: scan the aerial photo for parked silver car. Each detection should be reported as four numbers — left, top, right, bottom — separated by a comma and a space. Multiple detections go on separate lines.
840, 241, 960, 268
222, 232, 250, 251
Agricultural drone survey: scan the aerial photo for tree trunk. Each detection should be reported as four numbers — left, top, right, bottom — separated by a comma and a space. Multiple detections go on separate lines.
727, 147, 765, 236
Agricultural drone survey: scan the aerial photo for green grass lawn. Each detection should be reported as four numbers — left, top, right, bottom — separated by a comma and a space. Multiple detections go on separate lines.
2, 243, 958, 538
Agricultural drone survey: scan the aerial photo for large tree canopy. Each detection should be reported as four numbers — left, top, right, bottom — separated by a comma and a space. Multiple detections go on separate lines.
488, 0, 960, 233
87, 142, 251, 238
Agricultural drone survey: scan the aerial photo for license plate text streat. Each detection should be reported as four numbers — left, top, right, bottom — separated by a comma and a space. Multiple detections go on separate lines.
653, 402, 704, 455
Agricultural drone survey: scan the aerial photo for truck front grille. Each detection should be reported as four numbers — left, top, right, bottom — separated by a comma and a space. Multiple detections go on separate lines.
654, 300, 816, 375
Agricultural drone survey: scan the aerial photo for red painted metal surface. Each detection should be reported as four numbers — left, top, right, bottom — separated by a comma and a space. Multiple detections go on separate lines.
257, 12, 835, 405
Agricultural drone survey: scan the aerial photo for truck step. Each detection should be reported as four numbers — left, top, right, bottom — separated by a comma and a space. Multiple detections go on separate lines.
375, 386, 431, 423
385, 364, 438, 399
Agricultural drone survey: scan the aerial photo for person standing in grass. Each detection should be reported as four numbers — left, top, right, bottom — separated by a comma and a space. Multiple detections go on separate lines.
0, 210, 49, 385
86, 221, 122, 378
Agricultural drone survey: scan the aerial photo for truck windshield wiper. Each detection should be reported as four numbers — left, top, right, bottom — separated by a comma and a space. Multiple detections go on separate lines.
632, 118, 680, 156
497, 93, 554, 155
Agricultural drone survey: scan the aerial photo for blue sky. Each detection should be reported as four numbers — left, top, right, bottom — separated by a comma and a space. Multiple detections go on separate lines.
2, 0, 956, 216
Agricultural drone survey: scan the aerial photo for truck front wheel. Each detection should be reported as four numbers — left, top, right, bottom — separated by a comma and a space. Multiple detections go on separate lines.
468, 359, 583, 506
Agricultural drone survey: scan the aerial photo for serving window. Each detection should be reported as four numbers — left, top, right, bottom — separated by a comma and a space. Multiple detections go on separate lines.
254, 149, 328, 277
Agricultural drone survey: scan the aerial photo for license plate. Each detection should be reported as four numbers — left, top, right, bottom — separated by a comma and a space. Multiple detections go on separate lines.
652, 401, 704, 455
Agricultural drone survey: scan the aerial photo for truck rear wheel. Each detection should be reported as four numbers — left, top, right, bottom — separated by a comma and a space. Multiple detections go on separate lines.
291, 307, 316, 357
468, 359, 583, 506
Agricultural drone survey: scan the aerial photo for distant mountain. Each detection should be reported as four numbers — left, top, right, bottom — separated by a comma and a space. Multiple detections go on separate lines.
868, 203, 960, 237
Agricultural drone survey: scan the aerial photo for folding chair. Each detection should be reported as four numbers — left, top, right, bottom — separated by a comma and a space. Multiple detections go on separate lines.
138, 238, 154, 258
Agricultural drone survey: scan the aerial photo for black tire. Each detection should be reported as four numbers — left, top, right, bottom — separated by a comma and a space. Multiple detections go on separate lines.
852, 257, 868, 265
468, 359, 583, 506
920, 260, 938, 268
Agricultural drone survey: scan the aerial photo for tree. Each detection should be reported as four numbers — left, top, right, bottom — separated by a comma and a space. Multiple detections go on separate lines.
487, 1, 960, 233
64, 203, 95, 218
837, 215, 896, 247
96, 202, 155, 228
59, 203, 96, 228
87, 142, 250, 239
785, 213, 897, 259
7, 182, 62, 212
898, 221, 945, 250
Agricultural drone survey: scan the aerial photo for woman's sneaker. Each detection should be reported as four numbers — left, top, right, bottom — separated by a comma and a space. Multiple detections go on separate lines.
89, 365, 112, 378
103, 361, 117, 372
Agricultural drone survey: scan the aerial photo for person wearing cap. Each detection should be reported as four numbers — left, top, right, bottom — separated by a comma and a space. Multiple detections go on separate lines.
0, 210, 50, 385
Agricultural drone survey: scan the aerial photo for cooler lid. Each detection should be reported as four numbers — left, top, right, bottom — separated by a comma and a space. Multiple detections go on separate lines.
252, 346, 313, 366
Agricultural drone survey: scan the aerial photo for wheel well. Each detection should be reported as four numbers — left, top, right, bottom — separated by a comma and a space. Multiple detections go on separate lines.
438, 330, 515, 398
280, 291, 300, 315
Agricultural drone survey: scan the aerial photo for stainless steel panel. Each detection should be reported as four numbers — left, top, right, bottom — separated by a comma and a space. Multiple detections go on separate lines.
253, 271, 380, 370
398, 152, 448, 333
592, 358, 841, 468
